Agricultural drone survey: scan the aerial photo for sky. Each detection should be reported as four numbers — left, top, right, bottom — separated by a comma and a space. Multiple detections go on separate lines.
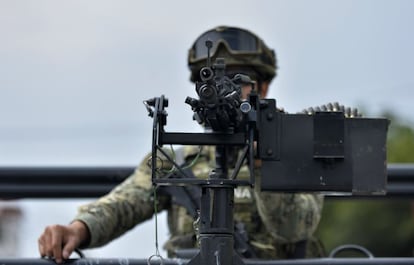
0, 0, 413, 259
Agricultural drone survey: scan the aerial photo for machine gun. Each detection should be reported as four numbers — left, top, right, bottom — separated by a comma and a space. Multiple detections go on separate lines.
143, 41, 389, 265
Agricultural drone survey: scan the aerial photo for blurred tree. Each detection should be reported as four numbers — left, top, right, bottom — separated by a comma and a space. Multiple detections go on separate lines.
385, 112, 414, 163
315, 112, 414, 257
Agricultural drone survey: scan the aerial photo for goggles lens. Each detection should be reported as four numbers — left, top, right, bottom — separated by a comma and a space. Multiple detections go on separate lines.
193, 28, 259, 60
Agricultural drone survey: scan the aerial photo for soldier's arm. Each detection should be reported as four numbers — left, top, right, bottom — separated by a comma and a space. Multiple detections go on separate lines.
74, 152, 170, 248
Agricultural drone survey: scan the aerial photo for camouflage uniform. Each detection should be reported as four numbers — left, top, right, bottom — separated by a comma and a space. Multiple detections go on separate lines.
74, 145, 324, 259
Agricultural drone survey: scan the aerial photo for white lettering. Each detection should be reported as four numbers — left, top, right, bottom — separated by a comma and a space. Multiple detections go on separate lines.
234, 187, 252, 199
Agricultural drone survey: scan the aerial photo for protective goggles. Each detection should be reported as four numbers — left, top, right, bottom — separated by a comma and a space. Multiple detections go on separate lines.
192, 27, 260, 61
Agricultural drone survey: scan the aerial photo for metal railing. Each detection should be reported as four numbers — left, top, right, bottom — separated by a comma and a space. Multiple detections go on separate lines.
0, 163, 413, 198
1, 257, 414, 265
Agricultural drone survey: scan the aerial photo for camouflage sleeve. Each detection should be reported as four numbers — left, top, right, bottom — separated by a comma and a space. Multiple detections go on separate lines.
254, 189, 324, 244
74, 152, 170, 248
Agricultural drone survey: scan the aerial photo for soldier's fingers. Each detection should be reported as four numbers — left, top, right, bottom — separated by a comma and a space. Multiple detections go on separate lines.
41, 228, 55, 258
50, 227, 64, 263
38, 236, 46, 257
62, 239, 78, 260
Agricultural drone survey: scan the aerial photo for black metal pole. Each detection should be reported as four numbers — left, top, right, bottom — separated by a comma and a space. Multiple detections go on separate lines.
188, 145, 244, 265
0, 166, 134, 198
0, 164, 414, 198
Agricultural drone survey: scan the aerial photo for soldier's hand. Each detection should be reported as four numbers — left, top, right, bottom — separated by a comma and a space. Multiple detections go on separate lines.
38, 221, 90, 264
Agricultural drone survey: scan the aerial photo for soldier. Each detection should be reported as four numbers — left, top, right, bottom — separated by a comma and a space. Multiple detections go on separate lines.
38, 26, 324, 263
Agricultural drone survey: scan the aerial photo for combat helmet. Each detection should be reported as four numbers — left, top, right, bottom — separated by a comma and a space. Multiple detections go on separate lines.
188, 26, 277, 83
